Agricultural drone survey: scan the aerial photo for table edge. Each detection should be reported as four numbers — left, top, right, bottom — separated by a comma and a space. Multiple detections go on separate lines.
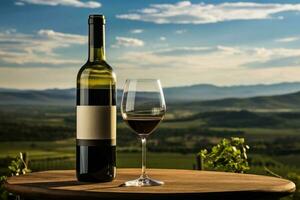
3, 169, 296, 200
3, 181, 295, 200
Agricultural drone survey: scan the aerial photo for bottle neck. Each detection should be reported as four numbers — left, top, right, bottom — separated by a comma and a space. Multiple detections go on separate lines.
88, 23, 105, 62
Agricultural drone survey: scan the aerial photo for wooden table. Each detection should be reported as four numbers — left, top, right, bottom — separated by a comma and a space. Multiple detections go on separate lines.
4, 168, 295, 200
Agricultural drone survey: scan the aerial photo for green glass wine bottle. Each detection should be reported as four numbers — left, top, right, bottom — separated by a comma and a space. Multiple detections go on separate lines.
76, 15, 116, 182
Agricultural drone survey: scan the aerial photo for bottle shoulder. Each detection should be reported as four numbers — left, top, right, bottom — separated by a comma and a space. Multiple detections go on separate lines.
80, 60, 113, 71
78, 60, 115, 76
77, 60, 116, 88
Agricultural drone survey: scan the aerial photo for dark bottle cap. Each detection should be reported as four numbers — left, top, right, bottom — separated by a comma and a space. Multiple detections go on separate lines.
89, 15, 105, 25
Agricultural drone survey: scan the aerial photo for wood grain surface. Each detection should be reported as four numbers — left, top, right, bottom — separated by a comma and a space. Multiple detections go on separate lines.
4, 168, 296, 200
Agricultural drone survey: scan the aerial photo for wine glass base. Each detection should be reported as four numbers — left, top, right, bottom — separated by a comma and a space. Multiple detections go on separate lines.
123, 175, 164, 187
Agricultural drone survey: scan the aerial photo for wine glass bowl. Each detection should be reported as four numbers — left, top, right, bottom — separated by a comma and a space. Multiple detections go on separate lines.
121, 79, 166, 137
121, 79, 166, 186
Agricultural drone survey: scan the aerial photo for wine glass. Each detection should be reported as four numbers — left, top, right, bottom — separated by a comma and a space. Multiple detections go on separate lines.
121, 79, 166, 187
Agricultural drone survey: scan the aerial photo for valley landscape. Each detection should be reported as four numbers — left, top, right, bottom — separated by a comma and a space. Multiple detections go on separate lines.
1, 82, 300, 185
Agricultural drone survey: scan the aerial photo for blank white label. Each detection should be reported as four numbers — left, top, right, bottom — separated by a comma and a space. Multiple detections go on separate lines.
76, 106, 116, 140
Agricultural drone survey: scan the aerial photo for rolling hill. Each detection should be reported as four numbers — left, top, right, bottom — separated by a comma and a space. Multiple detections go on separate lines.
183, 91, 300, 111
164, 82, 300, 102
0, 88, 75, 105
0, 82, 300, 106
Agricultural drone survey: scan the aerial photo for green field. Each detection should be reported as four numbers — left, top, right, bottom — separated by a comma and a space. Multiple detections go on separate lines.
0, 139, 195, 173
0, 139, 299, 176
0, 105, 300, 199
0, 105, 300, 167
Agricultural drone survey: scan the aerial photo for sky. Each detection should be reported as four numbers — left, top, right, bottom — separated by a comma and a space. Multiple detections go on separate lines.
1, 0, 300, 89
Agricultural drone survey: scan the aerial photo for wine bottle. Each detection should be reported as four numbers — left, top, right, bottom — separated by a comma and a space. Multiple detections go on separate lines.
76, 15, 116, 182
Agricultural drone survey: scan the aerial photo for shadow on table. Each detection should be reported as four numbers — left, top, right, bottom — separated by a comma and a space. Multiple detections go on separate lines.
17, 180, 123, 189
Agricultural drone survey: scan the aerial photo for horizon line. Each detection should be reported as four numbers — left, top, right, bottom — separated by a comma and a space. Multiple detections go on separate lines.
1, 81, 300, 91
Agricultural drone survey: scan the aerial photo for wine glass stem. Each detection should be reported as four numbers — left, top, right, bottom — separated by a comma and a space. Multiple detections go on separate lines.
141, 137, 147, 178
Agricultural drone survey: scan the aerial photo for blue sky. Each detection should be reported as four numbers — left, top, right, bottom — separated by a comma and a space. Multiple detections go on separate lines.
1, 0, 300, 89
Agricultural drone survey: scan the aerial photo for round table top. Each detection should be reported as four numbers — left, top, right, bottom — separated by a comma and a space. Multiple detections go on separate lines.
4, 168, 295, 200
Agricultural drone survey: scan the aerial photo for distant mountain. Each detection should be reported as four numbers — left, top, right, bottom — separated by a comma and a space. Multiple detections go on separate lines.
186, 91, 300, 111
164, 82, 300, 102
0, 88, 75, 105
1, 82, 300, 105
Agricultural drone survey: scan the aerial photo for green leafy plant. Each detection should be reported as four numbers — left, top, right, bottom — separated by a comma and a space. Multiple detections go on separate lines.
0, 152, 31, 200
0, 176, 8, 200
199, 137, 250, 173
8, 152, 31, 176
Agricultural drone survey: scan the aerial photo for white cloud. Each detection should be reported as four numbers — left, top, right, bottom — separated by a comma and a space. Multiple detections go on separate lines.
38, 29, 86, 45
15, 2, 25, 6
0, 67, 78, 89
159, 36, 166, 41
112, 45, 300, 87
112, 36, 144, 48
15, 0, 101, 8
2, 44, 300, 89
115, 46, 246, 70
116, 1, 300, 24
250, 47, 300, 59
0, 29, 86, 65
277, 16, 284, 20
155, 46, 211, 54
175, 29, 187, 34
130, 29, 144, 34
276, 37, 299, 43
115, 45, 300, 70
